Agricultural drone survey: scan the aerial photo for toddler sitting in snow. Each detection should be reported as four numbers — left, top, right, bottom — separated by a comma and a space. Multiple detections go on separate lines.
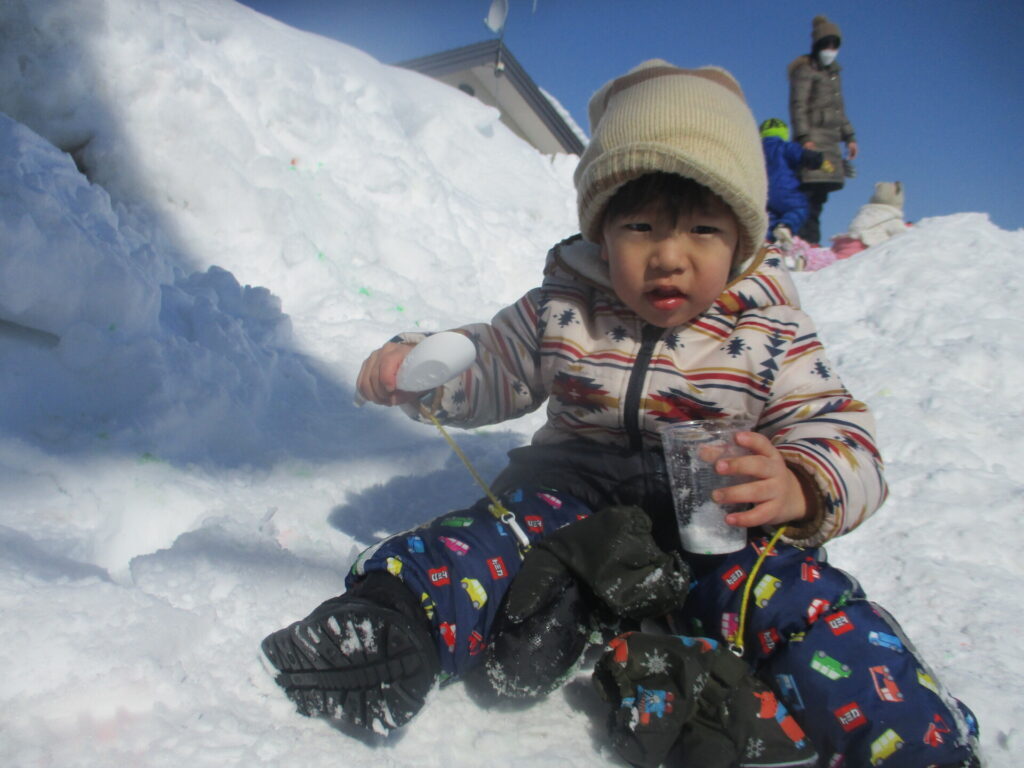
262, 62, 979, 767
840, 180, 909, 253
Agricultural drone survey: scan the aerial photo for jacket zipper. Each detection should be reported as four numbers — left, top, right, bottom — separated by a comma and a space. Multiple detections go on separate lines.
624, 324, 663, 451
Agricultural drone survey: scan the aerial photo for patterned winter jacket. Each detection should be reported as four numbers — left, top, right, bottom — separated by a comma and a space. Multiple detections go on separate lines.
401, 236, 887, 547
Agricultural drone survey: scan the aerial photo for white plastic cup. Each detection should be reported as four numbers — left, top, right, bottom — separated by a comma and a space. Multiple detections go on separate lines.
661, 418, 754, 555
395, 331, 476, 393
353, 331, 476, 407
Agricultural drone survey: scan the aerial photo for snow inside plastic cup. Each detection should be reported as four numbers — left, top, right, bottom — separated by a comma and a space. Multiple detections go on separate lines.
661, 418, 754, 555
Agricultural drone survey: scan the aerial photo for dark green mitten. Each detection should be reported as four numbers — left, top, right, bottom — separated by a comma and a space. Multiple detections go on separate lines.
484, 506, 689, 701
500, 546, 576, 623
523, 505, 691, 620
481, 549, 590, 698
592, 632, 705, 767
592, 632, 819, 768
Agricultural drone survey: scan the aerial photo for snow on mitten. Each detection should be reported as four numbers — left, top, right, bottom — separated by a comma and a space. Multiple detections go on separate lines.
478, 549, 591, 698
533, 505, 691, 620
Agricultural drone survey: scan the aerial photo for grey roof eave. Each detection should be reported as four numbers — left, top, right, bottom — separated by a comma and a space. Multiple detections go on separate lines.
397, 40, 584, 155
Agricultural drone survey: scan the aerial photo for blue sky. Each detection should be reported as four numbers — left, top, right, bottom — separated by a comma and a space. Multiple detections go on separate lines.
237, 0, 1024, 240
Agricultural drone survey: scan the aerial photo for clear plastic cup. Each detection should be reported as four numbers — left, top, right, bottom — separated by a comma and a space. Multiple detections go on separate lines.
661, 418, 754, 554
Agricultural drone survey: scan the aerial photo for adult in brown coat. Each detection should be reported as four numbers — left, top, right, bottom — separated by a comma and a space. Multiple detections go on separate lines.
788, 15, 858, 244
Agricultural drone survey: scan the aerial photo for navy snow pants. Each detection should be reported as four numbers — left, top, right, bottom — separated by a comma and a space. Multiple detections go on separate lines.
348, 491, 978, 766
679, 538, 979, 767
346, 487, 592, 678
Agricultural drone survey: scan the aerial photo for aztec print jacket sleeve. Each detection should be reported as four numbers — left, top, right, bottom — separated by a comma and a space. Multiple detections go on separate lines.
751, 308, 887, 546
400, 238, 887, 546
396, 287, 550, 426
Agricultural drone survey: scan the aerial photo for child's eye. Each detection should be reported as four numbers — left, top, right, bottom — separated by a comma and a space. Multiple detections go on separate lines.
624, 222, 652, 232
692, 224, 720, 235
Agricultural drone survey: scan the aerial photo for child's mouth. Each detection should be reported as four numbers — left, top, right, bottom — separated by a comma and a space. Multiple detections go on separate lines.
646, 286, 685, 310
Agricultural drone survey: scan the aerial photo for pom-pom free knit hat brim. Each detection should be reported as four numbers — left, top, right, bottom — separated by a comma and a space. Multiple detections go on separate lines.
573, 61, 768, 270
870, 181, 905, 210
812, 15, 842, 46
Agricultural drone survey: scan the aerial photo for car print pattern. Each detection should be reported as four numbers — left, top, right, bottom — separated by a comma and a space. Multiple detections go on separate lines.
349, 492, 979, 765
678, 537, 980, 766
346, 486, 591, 676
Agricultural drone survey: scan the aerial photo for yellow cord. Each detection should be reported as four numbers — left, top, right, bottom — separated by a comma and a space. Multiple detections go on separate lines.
418, 404, 507, 513
730, 524, 788, 657
417, 404, 531, 553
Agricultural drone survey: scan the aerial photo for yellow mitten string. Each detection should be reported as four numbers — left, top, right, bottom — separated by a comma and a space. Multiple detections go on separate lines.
418, 404, 532, 556
729, 525, 788, 657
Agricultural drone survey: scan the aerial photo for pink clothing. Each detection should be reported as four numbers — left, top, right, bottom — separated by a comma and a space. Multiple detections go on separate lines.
790, 237, 838, 271
830, 235, 867, 259
788, 235, 866, 271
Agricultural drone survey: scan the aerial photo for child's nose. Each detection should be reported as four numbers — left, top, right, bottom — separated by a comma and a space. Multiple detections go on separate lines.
650, 237, 689, 271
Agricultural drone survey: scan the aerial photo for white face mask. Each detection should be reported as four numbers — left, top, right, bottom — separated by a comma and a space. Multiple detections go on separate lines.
818, 48, 838, 66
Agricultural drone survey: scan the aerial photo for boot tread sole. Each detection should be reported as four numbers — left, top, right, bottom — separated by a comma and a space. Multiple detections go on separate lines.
262, 598, 438, 731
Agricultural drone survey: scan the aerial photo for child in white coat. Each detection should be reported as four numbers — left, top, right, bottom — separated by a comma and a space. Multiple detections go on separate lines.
847, 181, 907, 244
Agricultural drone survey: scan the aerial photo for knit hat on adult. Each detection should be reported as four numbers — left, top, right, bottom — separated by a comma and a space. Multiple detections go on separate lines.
870, 181, 905, 210
812, 15, 842, 46
573, 60, 768, 270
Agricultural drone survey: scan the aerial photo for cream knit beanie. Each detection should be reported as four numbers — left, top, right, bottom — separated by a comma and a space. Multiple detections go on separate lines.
574, 60, 768, 269
870, 181, 905, 210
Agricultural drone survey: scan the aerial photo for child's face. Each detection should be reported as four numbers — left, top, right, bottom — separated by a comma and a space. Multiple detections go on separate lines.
600, 193, 739, 328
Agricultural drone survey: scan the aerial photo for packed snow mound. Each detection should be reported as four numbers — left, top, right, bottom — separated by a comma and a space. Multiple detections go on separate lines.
795, 213, 1023, 473
798, 211, 1024, 401
0, 0, 577, 330
0, 112, 337, 466
0, 0, 578, 468
792, 215, 1023, 768
0, 0, 1022, 766
0, 116, 162, 341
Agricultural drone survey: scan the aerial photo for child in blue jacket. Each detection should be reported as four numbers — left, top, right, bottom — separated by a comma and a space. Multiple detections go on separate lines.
760, 118, 825, 245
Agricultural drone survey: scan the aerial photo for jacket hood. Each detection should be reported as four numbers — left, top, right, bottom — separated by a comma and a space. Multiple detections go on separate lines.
547, 236, 801, 319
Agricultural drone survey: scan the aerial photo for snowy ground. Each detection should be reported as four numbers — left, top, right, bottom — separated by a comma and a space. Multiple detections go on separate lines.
1, 1, 1022, 765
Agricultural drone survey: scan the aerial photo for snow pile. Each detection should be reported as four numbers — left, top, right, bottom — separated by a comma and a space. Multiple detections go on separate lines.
0, 0, 1021, 765
793, 217, 1024, 763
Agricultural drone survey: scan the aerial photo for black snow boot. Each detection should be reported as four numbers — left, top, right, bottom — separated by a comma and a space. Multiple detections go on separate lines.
261, 572, 440, 735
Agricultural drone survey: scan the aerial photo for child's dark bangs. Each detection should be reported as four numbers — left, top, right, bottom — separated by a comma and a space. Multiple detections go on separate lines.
604, 173, 713, 225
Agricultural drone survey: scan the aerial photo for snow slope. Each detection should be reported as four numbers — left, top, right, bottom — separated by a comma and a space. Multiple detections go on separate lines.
1, 0, 1021, 765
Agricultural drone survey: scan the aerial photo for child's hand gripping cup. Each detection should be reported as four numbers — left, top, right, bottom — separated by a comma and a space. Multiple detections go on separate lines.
661, 419, 754, 554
